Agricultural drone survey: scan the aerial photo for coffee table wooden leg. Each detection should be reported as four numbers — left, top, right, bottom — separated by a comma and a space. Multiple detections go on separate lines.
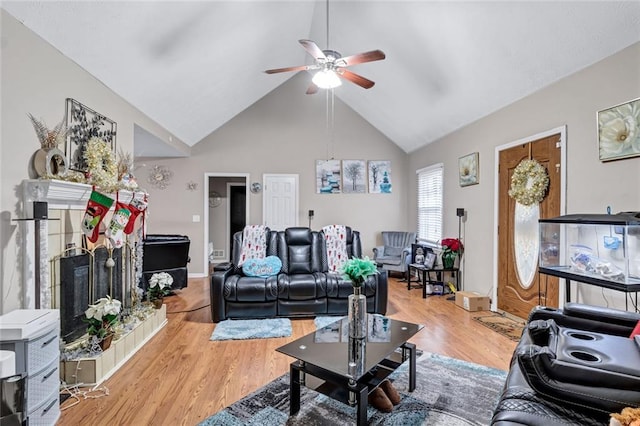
290, 362, 301, 415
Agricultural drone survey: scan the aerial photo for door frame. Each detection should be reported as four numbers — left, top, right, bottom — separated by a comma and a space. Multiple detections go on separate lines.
226, 182, 246, 262
492, 126, 567, 311
203, 172, 250, 275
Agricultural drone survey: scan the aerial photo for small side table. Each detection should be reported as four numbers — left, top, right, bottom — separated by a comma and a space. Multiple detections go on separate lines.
408, 263, 460, 298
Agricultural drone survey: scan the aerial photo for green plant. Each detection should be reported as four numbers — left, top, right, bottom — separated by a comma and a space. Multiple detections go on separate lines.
341, 256, 378, 287
84, 295, 122, 339
148, 272, 173, 301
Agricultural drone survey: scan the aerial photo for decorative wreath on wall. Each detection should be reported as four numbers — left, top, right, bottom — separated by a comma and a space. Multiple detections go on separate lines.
84, 137, 118, 190
148, 165, 173, 190
508, 159, 549, 206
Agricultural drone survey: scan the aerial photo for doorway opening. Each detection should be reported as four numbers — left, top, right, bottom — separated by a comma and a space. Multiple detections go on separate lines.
204, 173, 249, 274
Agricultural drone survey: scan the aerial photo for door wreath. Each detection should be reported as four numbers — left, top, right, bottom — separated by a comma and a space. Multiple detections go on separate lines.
508, 159, 549, 206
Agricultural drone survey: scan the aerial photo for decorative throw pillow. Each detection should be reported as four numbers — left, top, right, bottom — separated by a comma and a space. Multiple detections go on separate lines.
238, 225, 267, 266
630, 320, 640, 339
323, 225, 348, 272
242, 256, 282, 278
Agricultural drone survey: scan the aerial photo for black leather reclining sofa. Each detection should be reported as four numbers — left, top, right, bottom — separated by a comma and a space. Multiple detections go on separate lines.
210, 227, 388, 323
491, 303, 640, 425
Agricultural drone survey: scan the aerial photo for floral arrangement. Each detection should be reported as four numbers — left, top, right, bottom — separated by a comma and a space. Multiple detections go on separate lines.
341, 256, 378, 287
441, 238, 464, 257
28, 113, 68, 149
84, 137, 118, 191
508, 159, 549, 206
148, 272, 173, 301
84, 295, 122, 339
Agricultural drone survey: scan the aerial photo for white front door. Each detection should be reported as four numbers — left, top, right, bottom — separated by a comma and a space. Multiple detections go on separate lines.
263, 174, 299, 230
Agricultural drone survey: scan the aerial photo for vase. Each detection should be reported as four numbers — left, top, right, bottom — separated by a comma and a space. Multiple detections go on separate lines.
348, 286, 367, 339
99, 333, 113, 351
442, 251, 456, 269
152, 298, 163, 309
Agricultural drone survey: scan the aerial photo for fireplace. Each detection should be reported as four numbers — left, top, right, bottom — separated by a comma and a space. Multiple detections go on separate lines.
59, 247, 127, 342
20, 179, 139, 343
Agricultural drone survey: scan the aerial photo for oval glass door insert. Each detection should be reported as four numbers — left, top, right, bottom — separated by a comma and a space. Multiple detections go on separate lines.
514, 201, 540, 289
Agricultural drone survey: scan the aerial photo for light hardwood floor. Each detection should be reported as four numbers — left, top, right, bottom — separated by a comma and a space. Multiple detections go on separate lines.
58, 277, 517, 425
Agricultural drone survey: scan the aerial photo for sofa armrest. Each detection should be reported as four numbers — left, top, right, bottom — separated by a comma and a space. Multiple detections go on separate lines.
372, 246, 384, 260
213, 262, 233, 272
375, 267, 388, 315
210, 268, 235, 323
529, 303, 640, 337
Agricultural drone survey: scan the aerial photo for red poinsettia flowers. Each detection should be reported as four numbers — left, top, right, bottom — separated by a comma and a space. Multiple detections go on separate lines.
441, 238, 464, 256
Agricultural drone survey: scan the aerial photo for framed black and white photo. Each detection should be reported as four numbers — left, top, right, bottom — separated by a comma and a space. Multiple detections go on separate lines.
342, 160, 366, 193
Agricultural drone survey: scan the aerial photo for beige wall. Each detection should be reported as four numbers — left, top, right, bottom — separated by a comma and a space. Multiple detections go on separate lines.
0, 11, 188, 314
408, 42, 640, 310
3, 8, 638, 315
144, 72, 409, 275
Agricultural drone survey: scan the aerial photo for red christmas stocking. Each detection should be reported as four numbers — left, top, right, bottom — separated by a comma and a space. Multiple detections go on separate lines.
105, 199, 130, 248
123, 192, 148, 235
82, 190, 114, 243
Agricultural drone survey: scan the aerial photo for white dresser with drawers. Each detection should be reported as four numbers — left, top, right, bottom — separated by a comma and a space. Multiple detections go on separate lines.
0, 309, 60, 425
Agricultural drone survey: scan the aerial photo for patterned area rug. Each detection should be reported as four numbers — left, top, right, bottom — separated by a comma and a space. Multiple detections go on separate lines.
210, 318, 292, 341
199, 352, 507, 425
472, 313, 526, 342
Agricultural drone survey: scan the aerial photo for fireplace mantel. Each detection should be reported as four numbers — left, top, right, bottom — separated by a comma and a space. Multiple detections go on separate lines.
22, 179, 135, 212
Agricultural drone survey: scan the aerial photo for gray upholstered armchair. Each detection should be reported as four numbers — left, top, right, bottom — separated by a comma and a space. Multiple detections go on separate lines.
372, 231, 416, 278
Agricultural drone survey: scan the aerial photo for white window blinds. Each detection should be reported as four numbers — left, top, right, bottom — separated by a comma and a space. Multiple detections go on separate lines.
417, 164, 443, 244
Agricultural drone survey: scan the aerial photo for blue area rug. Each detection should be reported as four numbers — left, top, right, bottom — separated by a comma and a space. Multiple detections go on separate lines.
210, 318, 292, 341
199, 352, 507, 425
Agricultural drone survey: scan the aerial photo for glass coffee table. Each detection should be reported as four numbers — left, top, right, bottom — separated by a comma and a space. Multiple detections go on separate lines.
276, 316, 423, 425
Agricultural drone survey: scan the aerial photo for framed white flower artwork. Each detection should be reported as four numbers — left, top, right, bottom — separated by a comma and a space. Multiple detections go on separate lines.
597, 97, 640, 162
458, 152, 479, 187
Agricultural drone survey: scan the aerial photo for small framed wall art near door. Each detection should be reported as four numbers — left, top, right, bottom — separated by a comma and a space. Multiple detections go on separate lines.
597, 97, 640, 162
458, 152, 479, 187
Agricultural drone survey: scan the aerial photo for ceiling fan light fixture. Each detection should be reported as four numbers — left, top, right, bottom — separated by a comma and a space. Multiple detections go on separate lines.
312, 69, 342, 89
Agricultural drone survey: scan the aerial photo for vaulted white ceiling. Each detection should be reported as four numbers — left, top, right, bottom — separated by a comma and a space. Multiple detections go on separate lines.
3, 1, 640, 154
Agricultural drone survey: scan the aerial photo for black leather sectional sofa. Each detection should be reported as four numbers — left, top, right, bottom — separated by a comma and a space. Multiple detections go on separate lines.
491, 303, 640, 425
210, 227, 388, 323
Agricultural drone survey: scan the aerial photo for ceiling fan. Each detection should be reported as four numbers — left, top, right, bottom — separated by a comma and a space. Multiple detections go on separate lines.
264, 1, 385, 94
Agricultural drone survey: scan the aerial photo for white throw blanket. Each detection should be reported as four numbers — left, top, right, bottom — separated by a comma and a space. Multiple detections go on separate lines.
238, 225, 267, 266
322, 225, 348, 272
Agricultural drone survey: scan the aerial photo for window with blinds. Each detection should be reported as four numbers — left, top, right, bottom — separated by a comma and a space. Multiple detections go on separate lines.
417, 163, 443, 245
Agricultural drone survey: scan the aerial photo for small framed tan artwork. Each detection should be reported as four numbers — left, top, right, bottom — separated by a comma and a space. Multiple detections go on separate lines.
459, 152, 479, 187
597, 97, 640, 162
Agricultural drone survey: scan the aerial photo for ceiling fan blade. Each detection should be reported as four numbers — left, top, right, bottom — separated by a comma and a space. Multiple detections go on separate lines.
264, 65, 312, 74
306, 83, 319, 95
338, 69, 375, 89
339, 49, 386, 67
299, 39, 326, 60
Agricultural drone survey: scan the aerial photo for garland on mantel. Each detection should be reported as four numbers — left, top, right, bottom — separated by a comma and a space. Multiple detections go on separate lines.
508, 159, 549, 206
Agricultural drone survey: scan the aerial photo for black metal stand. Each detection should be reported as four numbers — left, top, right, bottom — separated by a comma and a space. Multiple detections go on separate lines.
13, 218, 59, 309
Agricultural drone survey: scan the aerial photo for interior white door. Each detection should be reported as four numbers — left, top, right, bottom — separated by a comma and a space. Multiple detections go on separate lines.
263, 174, 298, 230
